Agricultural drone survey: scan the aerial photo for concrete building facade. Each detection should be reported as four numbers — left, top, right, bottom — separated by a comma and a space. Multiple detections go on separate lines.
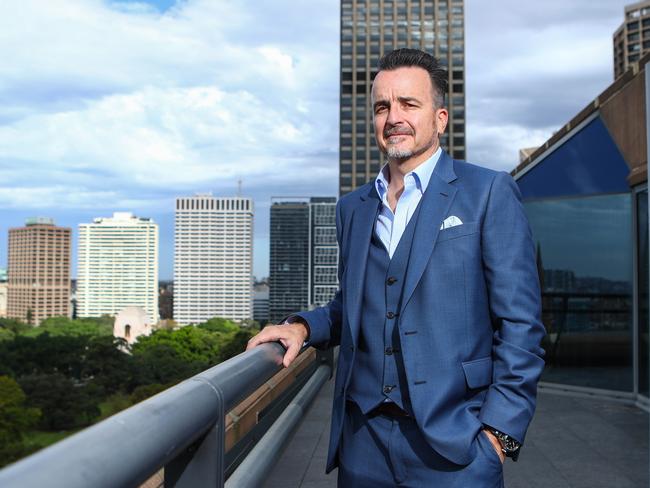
6, 218, 71, 325
340, 0, 465, 194
174, 195, 253, 324
77, 212, 159, 325
614, 1, 650, 79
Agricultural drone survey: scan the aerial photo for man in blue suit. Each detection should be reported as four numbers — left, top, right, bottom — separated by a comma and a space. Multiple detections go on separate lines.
248, 48, 545, 487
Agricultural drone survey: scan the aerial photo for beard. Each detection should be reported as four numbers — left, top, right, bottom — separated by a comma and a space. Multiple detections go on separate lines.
383, 134, 438, 161
386, 146, 414, 159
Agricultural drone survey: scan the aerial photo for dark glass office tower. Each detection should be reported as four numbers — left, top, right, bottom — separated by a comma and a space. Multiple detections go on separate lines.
340, 0, 466, 195
269, 200, 310, 323
269, 198, 339, 323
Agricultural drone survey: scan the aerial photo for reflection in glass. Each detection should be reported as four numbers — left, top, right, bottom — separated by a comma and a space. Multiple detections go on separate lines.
524, 193, 633, 391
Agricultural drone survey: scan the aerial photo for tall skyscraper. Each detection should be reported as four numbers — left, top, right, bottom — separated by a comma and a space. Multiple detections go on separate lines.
6, 218, 71, 325
174, 195, 254, 324
340, 0, 466, 195
269, 197, 338, 323
77, 212, 159, 325
269, 199, 309, 323
614, 1, 650, 79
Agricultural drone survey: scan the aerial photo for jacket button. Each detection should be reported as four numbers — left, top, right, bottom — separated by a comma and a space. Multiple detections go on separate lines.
385, 346, 393, 355
386, 276, 398, 285
383, 385, 394, 394
386, 311, 396, 319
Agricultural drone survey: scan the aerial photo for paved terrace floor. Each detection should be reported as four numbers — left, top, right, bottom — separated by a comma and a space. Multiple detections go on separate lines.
263, 378, 649, 488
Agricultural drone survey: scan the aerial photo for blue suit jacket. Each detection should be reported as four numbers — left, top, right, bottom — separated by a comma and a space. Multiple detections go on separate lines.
297, 151, 545, 472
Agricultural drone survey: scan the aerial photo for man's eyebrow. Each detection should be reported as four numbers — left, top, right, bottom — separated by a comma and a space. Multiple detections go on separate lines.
397, 96, 421, 105
373, 99, 389, 110
373, 96, 422, 110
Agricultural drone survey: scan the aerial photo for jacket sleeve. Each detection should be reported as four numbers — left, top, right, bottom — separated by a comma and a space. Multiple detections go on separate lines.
477, 171, 546, 444
290, 199, 345, 349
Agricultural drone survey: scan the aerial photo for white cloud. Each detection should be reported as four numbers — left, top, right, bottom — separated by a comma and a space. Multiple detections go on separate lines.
465, 0, 633, 170
0, 0, 339, 212
0, 0, 637, 277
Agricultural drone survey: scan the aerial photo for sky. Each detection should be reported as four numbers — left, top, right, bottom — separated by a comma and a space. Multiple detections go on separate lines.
0, 0, 635, 280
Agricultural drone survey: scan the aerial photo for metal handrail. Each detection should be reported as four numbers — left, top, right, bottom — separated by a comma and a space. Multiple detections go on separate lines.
0, 342, 297, 488
225, 362, 332, 487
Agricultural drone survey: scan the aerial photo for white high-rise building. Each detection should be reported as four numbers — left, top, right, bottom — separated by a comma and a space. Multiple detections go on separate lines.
77, 212, 159, 324
174, 195, 254, 325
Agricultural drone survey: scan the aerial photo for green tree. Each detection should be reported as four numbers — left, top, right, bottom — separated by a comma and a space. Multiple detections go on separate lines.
0, 376, 40, 467
0, 328, 15, 342
82, 336, 134, 395
19, 373, 101, 430
0, 317, 30, 335
218, 329, 256, 362
132, 326, 223, 365
196, 317, 239, 334
131, 344, 204, 386
0, 333, 88, 379
22, 316, 112, 338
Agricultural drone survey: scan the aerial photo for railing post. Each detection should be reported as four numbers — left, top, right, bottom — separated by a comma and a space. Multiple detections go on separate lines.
165, 384, 225, 488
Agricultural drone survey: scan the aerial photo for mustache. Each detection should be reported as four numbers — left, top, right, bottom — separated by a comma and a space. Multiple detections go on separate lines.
384, 127, 413, 137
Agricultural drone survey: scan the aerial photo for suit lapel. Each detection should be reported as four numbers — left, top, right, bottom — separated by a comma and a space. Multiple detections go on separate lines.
401, 151, 458, 310
345, 185, 380, 345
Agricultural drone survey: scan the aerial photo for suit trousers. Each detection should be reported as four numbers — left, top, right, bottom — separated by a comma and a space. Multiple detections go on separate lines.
337, 402, 505, 488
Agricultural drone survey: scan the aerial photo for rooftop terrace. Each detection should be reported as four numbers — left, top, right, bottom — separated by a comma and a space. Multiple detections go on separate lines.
264, 378, 649, 488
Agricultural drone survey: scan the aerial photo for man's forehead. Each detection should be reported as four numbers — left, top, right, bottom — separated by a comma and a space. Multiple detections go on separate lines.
371, 66, 432, 100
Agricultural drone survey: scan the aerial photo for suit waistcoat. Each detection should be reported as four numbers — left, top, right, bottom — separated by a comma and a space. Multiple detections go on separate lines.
347, 201, 423, 415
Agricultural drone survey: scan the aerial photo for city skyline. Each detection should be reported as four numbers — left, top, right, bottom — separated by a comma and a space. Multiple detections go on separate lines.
0, 0, 636, 280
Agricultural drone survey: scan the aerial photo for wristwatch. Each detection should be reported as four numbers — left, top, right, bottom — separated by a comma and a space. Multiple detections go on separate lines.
485, 426, 521, 461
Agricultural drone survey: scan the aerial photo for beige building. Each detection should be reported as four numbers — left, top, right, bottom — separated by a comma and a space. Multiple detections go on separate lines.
77, 212, 159, 325
340, 0, 466, 194
6, 218, 71, 325
614, 1, 650, 79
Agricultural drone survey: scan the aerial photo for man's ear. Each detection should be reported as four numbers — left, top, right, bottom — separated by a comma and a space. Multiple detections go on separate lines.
436, 107, 449, 134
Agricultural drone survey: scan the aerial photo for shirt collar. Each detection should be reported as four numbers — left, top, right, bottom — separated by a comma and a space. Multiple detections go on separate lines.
374, 146, 442, 199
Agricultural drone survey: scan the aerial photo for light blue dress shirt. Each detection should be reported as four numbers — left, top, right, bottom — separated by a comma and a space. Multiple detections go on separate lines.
374, 147, 442, 258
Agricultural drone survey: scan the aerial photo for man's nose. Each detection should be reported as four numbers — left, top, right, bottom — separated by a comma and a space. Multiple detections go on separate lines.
386, 105, 404, 125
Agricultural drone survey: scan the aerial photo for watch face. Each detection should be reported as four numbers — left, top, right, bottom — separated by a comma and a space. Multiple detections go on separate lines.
503, 438, 519, 452
491, 430, 520, 453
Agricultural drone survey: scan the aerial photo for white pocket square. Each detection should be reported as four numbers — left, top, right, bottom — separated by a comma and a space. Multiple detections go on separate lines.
440, 215, 463, 230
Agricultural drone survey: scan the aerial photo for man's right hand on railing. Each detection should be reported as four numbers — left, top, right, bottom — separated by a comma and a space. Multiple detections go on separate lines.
246, 318, 310, 368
